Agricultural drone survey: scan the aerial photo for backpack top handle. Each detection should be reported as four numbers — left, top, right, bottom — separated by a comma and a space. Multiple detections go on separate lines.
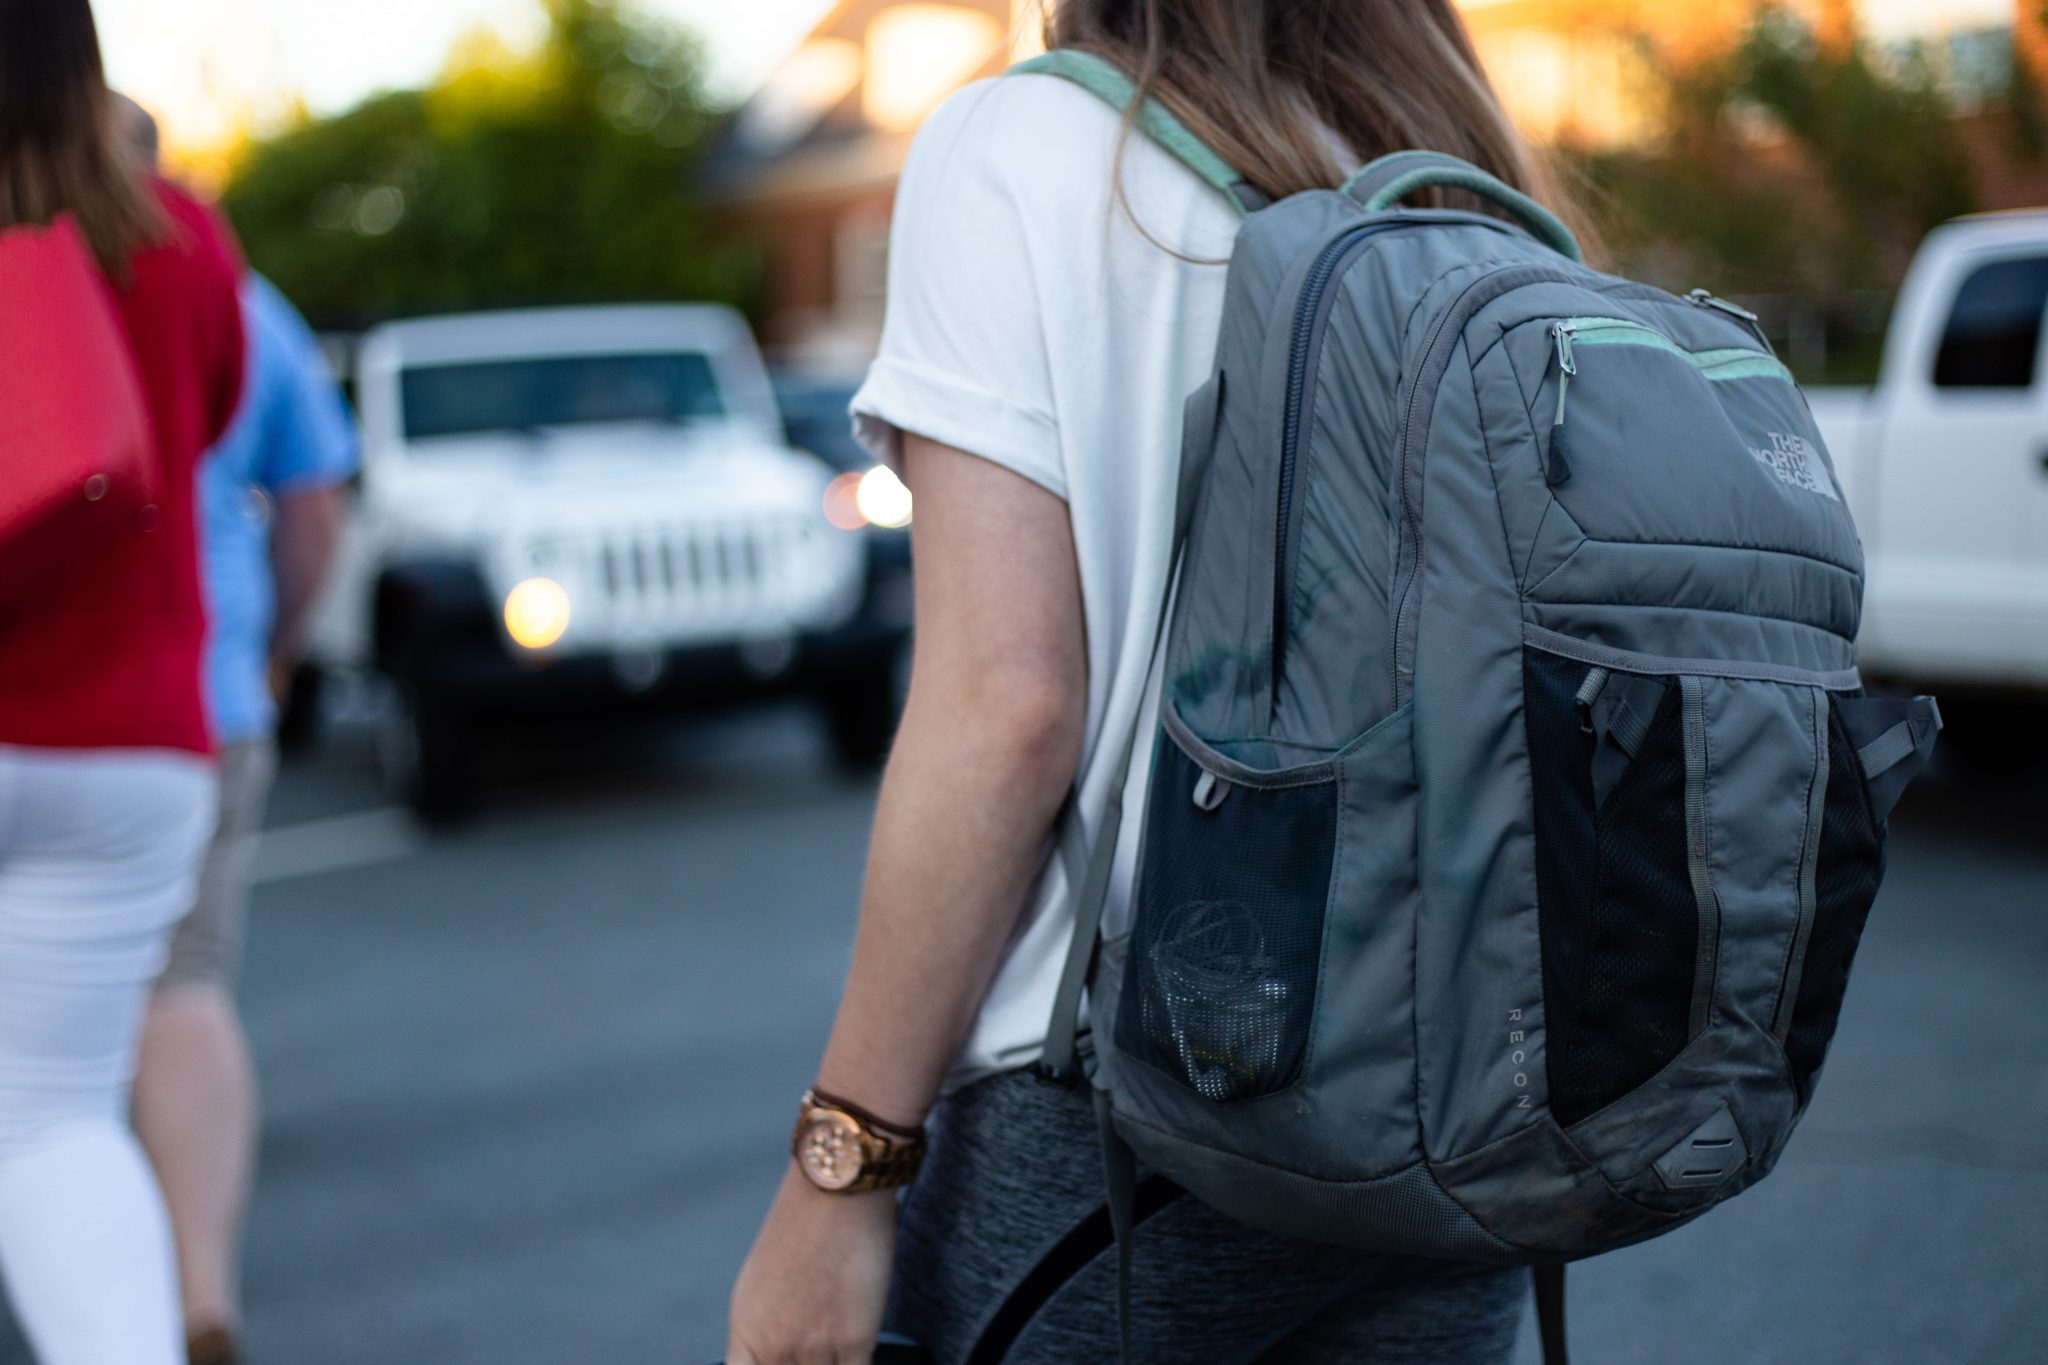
1344, 150, 1584, 263
1010, 50, 1271, 217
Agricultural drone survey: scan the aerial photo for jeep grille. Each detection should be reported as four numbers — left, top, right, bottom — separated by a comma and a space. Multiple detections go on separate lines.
529, 518, 857, 642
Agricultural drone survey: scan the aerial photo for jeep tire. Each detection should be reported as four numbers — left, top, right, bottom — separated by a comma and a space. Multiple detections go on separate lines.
380, 675, 476, 822
820, 651, 903, 774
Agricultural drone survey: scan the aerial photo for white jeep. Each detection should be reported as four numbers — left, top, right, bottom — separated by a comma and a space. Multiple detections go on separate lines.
309, 304, 913, 816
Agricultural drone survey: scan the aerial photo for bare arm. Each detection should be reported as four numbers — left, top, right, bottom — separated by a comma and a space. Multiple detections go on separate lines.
267, 484, 346, 671
814, 437, 1087, 1121
727, 434, 1088, 1365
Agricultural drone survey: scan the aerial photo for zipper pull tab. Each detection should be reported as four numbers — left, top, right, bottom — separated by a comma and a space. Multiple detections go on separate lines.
1552, 321, 1578, 392
1687, 289, 1772, 349
1192, 769, 1231, 812
1686, 288, 1756, 321
1574, 665, 1612, 722
1547, 322, 1577, 487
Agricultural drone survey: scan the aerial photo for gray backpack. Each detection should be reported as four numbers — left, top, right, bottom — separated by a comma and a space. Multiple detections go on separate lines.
1013, 51, 1943, 1359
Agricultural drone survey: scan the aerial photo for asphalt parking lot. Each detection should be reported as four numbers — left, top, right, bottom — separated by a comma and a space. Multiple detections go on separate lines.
0, 703, 2040, 1364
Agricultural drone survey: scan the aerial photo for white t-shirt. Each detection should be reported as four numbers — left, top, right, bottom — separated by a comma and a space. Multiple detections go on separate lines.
851, 74, 1241, 1085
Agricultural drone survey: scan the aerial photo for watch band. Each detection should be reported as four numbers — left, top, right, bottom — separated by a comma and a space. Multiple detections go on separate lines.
842, 1136, 925, 1194
792, 1089, 929, 1194
809, 1086, 925, 1142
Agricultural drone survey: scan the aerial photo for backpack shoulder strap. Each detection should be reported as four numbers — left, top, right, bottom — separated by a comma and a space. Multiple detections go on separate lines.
1008, 51, 1267, 216
1533, 1263, 1571, 1365
1037, 371, 1228, 1085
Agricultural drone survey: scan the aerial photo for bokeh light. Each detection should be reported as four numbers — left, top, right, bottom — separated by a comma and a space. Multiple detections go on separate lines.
503, 577, 572, 650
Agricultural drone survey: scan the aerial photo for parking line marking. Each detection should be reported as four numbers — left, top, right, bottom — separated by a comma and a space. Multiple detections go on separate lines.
252, 807, 424, 886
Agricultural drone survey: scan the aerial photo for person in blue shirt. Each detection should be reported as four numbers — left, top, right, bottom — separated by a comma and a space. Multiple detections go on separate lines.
133, 271, 356, 1365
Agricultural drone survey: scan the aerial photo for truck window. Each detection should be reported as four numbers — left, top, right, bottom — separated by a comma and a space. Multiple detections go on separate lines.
1933, 256, 2048, 390
400, 352, 725, 441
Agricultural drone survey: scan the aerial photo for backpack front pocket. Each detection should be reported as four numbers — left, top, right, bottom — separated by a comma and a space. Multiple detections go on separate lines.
1119, 716, 1339, 1102
1523, 647, 1706, 1127
1777, 693, 1936, 1099
1520, 634, 1916, 1152
1511, 314, 1863, 578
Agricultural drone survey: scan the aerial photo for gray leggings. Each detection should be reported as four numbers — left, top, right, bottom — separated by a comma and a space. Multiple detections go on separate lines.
888, 1068, 1527, 1364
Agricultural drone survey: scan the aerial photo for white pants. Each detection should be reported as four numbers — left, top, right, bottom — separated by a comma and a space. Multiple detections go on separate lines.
0, 747, 217, 1365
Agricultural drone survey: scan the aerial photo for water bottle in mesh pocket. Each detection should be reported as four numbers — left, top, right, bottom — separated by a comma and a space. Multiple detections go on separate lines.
1141, 900, 1298, 1101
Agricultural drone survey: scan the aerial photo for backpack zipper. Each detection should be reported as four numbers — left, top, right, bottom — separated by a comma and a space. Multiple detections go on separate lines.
1556, 317, 1795, 382
1687, 288, 1772, 349
1546, 322, 1577, 487
1271, 222, 1409, 714
1389, 263, 1587, 708
1545, 315, 1796, 489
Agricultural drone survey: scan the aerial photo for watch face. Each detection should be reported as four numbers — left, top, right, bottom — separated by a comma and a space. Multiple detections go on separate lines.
797, 1110, 865, 1191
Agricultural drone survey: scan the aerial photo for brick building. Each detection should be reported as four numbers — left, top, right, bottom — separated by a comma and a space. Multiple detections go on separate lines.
702, 0, 1034, 364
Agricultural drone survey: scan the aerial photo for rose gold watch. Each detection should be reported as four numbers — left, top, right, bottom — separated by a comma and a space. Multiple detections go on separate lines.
791, 1088, 927, 1194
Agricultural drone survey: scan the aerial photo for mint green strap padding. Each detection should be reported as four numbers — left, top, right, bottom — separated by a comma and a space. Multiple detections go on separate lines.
1009, 51, 1261, 216
1344, 151, 1582, 263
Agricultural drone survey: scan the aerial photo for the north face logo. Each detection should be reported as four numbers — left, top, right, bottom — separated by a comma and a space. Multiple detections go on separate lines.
1749, 432, 1840, 501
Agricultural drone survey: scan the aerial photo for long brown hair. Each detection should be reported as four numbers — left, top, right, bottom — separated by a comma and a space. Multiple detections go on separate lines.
1042, 0, 1569, 220
0, 0, 163, 276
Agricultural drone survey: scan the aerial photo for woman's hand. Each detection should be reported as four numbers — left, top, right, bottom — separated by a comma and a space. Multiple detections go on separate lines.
726, 1166, 897, 1365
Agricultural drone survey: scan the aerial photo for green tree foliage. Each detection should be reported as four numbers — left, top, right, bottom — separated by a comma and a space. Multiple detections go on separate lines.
1574, 12, 1982, 305
222, 0, 754, 325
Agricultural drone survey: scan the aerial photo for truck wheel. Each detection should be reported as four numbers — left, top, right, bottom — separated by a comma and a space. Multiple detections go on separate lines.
379, 677, 476, 822
1939, 698, 2048, 780
821, 653, 903, 774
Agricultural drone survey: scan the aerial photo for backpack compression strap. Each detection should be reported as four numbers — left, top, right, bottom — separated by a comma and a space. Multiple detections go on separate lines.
1009, 51, 1269, 216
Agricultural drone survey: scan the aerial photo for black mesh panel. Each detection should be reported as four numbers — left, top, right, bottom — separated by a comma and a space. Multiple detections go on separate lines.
1119, 734, 1337, 1102
1526, 652, 1698, 1128
1784, 703, 1887, 1099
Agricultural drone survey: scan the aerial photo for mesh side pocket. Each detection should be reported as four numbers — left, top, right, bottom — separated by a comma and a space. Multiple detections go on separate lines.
1784, 702, 1887, 1099
1526, 651, 1698, 1128
1118, 732, 1338, 1102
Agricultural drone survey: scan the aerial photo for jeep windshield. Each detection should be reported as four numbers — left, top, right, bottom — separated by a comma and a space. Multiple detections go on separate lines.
400, 352, 726, 441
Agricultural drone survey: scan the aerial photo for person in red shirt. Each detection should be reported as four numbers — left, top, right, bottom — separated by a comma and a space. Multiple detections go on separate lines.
0, 3, 245, 1362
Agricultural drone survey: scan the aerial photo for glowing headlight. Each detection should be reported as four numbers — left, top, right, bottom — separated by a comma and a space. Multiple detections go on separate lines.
823, 472, 867, 530
823, 464, 914, 531
503, 577, 571, 650
854, 464, 913, 529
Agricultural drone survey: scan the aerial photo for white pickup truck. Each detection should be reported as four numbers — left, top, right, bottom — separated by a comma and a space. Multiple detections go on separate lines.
309, 304, 914, 816
1810, 211, 2048, 745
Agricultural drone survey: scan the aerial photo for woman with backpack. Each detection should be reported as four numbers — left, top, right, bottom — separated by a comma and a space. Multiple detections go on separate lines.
0, 2, 246, 1361
728, 3, 1572, 1361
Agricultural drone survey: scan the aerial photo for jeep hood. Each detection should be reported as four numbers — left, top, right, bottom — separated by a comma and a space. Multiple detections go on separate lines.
369, 425, 833, 549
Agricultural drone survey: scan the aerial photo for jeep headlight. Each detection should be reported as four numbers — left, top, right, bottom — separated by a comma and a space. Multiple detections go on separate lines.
504, 577, 571, 650
824, 465, 913, 531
